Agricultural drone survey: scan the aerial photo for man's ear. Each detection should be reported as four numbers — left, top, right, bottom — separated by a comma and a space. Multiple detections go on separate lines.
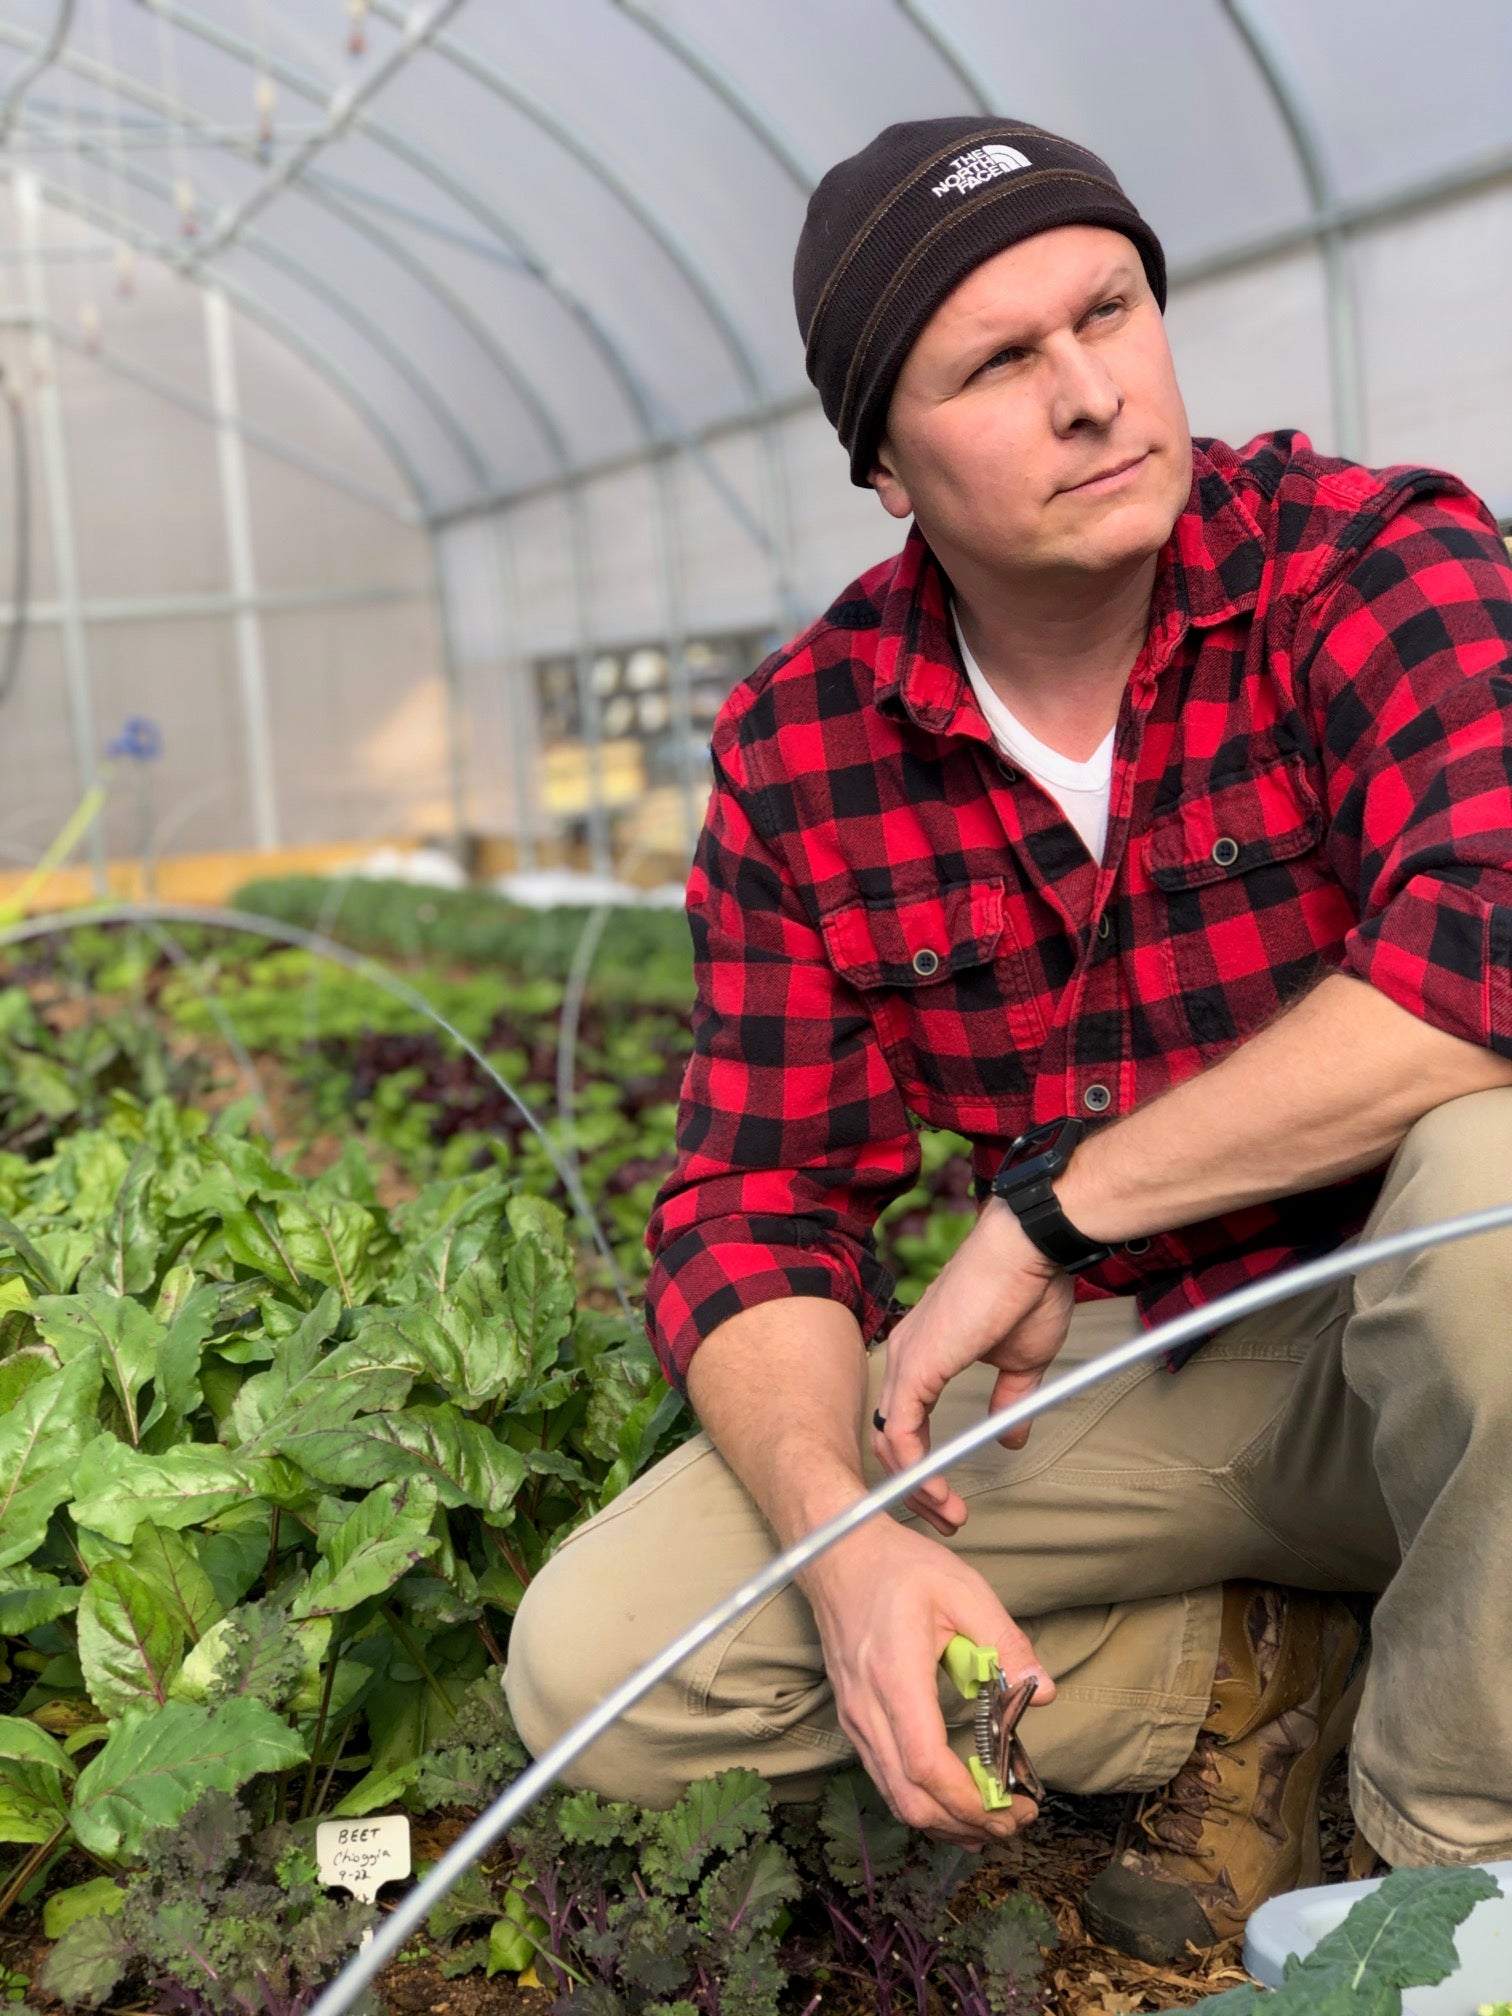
869, 436, 914, 522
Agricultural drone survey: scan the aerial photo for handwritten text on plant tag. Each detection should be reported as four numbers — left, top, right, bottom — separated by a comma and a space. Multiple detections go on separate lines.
316, 1814, 412, 1905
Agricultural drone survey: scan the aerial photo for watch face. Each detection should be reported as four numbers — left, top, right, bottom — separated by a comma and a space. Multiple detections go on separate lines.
999, 1120, 1067, 1177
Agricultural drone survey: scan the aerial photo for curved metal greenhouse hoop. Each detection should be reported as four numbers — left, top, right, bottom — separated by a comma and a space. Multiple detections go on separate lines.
0, 903, 633, 1318
554, 840, 677, 1190
310, 1191, 1512, 2014
554, 897, 617, 1181
134, 919, 276, 1141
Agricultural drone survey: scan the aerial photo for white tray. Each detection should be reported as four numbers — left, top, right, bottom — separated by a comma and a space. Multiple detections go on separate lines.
1243, 1863, 1512, 2015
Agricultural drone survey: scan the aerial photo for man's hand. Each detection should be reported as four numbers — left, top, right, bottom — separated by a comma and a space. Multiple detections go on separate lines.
872, 1198, 1074, 1533
802, 1517, 1055, 1847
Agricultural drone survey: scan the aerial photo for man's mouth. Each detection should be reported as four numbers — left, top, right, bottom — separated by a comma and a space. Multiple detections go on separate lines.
1063, 452, 1148, 495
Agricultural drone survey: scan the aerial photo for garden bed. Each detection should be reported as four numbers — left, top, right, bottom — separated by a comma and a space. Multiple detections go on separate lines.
0, 885, 1368, 2014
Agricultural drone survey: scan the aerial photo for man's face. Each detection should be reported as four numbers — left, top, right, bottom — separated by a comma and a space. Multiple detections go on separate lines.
871, 226, 1192, 583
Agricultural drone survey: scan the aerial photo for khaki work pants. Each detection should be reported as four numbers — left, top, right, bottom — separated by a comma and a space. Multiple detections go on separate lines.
506, 1090, 1512, 1869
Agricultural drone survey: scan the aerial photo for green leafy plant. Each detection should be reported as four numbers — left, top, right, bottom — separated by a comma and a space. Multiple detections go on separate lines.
1158, 1864, 1501, 2014
483, 1760, 1055, 2016
0, 1093, 687, 1924
793, 1768, 1056, 2016
230, 877, 696, 1005
39, 1790, 378, 2015
503, 1766, 803, 2016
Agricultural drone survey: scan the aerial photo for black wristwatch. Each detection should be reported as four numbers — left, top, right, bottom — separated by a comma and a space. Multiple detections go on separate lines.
989, 1117, 1111, 1274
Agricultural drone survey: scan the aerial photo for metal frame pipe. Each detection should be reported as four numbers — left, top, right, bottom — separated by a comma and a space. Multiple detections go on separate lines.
143, 0, 786, 547
13, 167, 107, 895
0, 581, 429, 626
0, 20, 572, 488
0, 160, 438, 516
892, 0, 1007, 113
309, 1189, 1512, 2015
485, 510, 540, 875
0, 0, 76, 145
608, 0, 818, 193
6, 23, 605, 875
0, 291, 419, 522
176, 0, 467, 268
17, 106, 490, 494
63, 2, 727, 871
363, 0, 803, 629
428, 538, 473, 862
202, 284, 279, 852
1219, 0, 1365, 460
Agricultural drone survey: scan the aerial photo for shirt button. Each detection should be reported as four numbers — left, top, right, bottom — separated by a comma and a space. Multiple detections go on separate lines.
1097, 914, 1111, 941
911, 947, 940, 977
1083, 1082, 1112, 1114
1124, 1237, 1152, 1256
1211, 836, 1240, 868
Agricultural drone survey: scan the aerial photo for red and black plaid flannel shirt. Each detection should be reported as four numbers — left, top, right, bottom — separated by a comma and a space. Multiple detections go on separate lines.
644, 430, 1512, 1392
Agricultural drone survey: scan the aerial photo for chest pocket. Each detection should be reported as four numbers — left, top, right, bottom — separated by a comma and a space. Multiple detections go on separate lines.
1144, 752, 1323, 893
819, 877, 1046, 1121
1141, 752, 1347, 1050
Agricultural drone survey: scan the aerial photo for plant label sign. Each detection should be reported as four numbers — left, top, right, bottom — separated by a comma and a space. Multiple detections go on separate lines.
316, 1815, 413, 1905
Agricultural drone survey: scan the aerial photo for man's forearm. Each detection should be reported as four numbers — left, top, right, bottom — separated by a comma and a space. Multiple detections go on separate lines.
1057, 972, 1512, 1244
684, 1295, 874, 1583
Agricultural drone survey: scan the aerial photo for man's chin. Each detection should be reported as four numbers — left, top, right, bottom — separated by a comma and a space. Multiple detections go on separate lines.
1055, 490, 1182, 573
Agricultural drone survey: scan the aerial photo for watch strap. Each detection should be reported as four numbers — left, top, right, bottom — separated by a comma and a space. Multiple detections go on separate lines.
991, 1119, 1111, 1274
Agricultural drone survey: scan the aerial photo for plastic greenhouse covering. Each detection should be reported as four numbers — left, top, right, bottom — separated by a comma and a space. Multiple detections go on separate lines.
0, 0, 1507, 884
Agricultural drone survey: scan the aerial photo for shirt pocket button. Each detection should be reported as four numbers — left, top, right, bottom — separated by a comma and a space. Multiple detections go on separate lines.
911, 947, 941, 977
1211, 836, 1240, 868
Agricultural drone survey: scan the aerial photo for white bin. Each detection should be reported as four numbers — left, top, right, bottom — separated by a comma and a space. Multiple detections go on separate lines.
1244, 1864, 1512, 2016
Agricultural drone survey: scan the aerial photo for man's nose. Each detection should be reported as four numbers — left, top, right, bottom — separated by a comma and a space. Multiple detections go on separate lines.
1049, 340, 1123, 434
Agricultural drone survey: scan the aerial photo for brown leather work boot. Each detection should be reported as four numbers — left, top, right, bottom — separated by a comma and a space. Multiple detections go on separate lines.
1081, 1583, 1368, 1964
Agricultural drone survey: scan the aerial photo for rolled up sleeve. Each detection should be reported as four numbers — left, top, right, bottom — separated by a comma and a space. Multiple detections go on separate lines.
644, 739, 920, 1393
1298, 490, 1512, 1051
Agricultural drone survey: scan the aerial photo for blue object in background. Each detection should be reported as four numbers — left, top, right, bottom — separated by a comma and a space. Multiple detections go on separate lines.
107, 716, 163, 763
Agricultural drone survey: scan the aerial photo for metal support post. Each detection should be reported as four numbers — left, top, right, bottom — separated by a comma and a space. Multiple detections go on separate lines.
487, 513, 539, 875
202, 285, 280, 851
14, 168, 106, 894
564, 481, 611, 879
429, 535, 473, 865
651, 451, 700, 863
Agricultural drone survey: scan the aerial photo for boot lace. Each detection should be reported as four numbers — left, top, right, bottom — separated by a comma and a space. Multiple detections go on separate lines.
1133, 1734, 1240, 1869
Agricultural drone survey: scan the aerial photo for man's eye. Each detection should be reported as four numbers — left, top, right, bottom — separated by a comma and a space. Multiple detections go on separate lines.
978, 347, 1026, 374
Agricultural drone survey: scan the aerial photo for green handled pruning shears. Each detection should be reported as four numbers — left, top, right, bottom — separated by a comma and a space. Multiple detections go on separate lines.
941, 1636, 1046, 1813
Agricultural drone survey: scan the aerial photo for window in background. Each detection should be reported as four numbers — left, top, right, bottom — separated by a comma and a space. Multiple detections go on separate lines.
530, 632, 776, 862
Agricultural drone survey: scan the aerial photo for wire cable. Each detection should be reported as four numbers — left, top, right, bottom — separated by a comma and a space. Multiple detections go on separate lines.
309, 1190, 1512, 2014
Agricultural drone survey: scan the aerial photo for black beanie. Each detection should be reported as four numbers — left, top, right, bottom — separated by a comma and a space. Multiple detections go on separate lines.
793, 117, 1167, 486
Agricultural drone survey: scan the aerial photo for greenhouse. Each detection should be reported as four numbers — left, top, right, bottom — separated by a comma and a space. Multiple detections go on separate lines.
0, 2, 1510, 2013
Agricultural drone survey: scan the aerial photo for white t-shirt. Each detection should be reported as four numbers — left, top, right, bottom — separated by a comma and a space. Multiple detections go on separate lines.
954, 611, 1114, 864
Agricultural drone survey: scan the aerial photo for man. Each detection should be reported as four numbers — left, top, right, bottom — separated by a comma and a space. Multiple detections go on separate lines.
506, 117, 1512, 1961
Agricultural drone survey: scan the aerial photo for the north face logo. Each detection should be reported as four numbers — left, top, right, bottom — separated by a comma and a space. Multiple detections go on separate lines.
931, 142, 1031, 198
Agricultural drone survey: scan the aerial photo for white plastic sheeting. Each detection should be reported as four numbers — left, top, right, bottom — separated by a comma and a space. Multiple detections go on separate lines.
0, 0, 1507, 866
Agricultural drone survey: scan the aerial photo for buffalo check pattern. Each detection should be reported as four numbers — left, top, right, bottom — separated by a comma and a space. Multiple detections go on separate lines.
644, 431, 1512, 1391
